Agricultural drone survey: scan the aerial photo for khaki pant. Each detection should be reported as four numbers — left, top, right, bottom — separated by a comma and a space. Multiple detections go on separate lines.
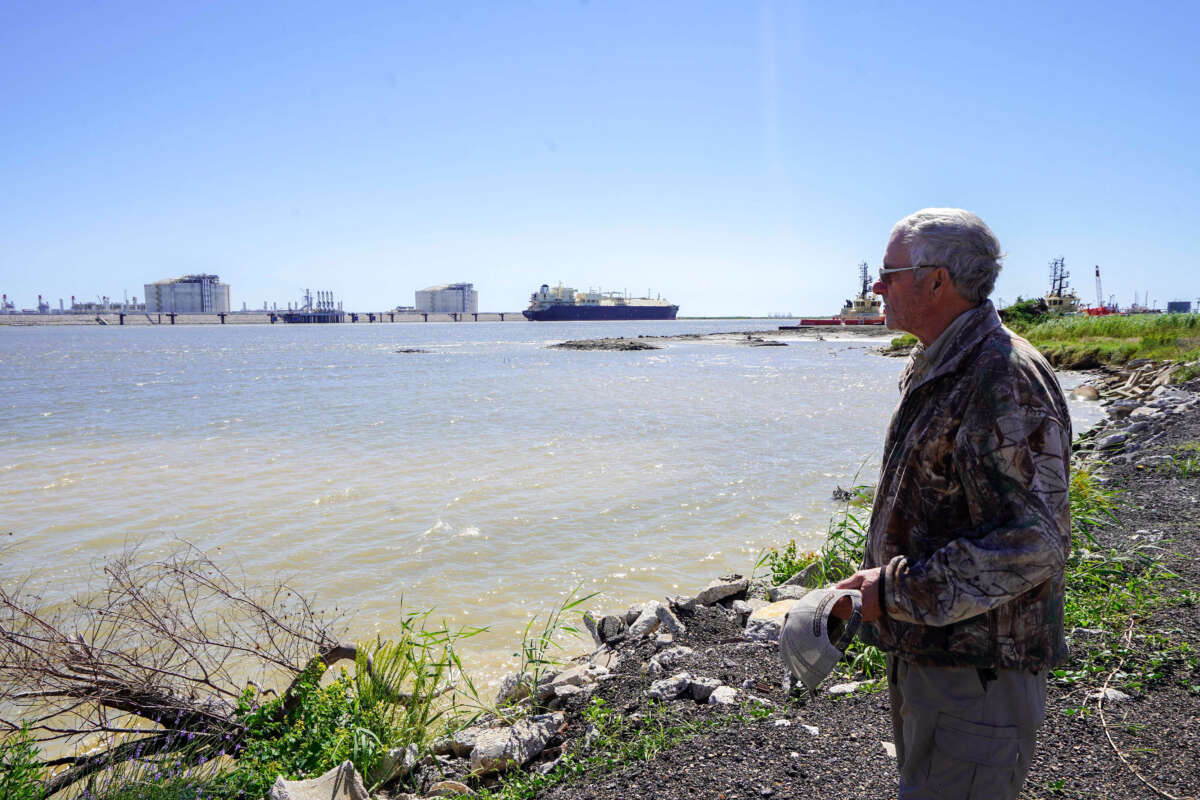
888, 656, 1047, 800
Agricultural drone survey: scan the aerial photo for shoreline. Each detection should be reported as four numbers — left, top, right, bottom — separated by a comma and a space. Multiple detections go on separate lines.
420, 361, 1200, 799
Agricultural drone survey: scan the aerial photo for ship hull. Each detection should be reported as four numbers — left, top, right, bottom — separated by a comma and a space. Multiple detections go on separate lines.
523, 303, 679, 321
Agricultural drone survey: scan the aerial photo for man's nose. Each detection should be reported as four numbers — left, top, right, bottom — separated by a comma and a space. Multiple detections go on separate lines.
872, 280, 887, 295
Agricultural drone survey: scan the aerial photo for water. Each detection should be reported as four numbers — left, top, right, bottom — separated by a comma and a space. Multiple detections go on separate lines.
0, 321, 1104, 689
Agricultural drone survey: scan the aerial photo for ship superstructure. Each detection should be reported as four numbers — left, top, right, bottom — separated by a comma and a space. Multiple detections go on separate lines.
1045, 257, 1080, 313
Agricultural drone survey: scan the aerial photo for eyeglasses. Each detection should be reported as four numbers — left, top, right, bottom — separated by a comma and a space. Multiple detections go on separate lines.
877, 264, 939, 282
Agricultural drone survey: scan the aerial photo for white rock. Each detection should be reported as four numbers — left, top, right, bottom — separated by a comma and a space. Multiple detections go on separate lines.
690, 676, 722, 702
655, 603, 687, 634
469, 713, 563, 775
766, 584, 809, 602
802, 724, 819, 736
773, 719, 791, 727
370, 743, 418, 786
1087, 687, 1132, 704
269, 762, 368, 800
882, 741, 897, 758
551, 663, 609, 688
697, 575, 749, 606
494, 672, 530, 706
427, 779, 474, 797
708, 685, 739, 705
646, 646, 694, 677
745, 599, 801, 643
827, 681, 864, 695
629, 600, 664, 638
1097, 432, 1129, 449
647, 671, 693, 700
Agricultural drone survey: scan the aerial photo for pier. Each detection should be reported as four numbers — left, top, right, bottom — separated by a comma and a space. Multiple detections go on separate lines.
0, 311, 526, 326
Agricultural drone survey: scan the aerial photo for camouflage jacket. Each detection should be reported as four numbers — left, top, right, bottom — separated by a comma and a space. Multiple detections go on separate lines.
860, 301, 1072, 670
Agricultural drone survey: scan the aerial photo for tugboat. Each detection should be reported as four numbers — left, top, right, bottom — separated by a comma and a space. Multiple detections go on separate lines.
1044, 257, 1080, 313
522, 284, 679, 321
793, 263, 885, 326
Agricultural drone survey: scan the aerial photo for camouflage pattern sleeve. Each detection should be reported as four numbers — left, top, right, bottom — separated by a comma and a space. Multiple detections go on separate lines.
881, 380, 1072, 628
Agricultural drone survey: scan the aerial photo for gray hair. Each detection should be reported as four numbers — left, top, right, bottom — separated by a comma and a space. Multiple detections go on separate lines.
891, 208, 1004, 303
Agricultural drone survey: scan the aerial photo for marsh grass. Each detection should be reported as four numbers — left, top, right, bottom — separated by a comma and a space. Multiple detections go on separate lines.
1009, 312, 1200, 368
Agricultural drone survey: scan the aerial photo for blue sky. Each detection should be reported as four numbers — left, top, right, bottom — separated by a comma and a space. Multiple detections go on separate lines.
2, 1, 1197, 316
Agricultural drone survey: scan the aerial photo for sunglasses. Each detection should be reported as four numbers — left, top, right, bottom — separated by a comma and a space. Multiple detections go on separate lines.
877, 264, 939, 282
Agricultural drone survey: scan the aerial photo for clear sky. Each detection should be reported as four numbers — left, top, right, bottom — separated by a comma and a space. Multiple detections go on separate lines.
2, 1, 1197, 316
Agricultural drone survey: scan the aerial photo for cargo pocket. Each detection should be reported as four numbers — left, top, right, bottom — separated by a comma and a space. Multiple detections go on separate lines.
926, 712, 1020, 800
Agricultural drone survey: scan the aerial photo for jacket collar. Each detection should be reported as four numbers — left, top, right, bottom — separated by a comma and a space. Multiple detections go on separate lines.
900, 300, 1003, 396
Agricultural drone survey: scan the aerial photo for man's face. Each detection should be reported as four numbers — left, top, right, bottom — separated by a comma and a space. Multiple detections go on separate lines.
873, 233, 928, 335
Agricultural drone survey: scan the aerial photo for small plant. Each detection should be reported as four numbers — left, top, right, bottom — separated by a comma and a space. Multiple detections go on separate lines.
0, 725, 43, 800
509, 584, 597, 710
758, 539, 819, 586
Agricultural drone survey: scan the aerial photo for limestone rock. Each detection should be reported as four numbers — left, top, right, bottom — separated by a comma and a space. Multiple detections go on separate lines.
1070, 385, 1100, 401
269, 762, 368, 800
647, 671, 694, 700
781, 561, 825, 589
766, 584, 809, 602
550, 663, 609, 688
745, 599, 801, 643
646, 646, 694, 677
697, 574, 749, 606
427, 779, 474, 797
469, 713, 563, 775
1087, 687, 1132, 704
667, 594, 698, 614
655, 603, 687, 635
582, 612, 602, 647
628, 600, 663, 638
690, 676, 722, 702
707, 686, 739, 705
495, 672, 531, 707
598, 614, 628, 642
1097, 431, 1129, 449
827, 681, 864, 695
370, 743, 418, 786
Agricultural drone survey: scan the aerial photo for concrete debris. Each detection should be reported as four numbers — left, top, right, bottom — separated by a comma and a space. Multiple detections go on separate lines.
629, 600, 664, 638
744, 599, 801, 643
469, 712, 564, 775
647, 671, 695, 700
426, 779, 474, 796
707, 685, 740, 705
269, 761, 368, 800
697, 574, 750, 606
646, 646, 695, 677
655, 603, 687, 635
1088, 687, 1133, 704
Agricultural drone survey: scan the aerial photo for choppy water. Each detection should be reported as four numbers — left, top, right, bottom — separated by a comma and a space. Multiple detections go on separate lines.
0, 321, 1103, 688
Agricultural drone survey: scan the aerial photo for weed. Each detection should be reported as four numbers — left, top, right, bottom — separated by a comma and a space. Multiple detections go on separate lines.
0, 725, 43, 800
509, 585, 597, 712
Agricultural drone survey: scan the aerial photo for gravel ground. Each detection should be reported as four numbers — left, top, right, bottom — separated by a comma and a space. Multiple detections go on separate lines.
527, 384, 1200, 800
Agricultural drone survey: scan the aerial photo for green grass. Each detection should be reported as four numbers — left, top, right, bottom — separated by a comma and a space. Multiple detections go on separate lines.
1008, 312, 1200, 369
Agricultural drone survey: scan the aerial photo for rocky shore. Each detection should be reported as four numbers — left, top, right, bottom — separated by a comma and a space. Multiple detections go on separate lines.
273, 361, 1200, 800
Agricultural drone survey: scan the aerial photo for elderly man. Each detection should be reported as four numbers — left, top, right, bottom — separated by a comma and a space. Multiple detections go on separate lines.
833, 209, 1072, 799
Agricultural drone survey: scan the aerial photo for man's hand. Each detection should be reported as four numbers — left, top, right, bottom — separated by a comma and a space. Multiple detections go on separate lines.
832, 567, 884, 622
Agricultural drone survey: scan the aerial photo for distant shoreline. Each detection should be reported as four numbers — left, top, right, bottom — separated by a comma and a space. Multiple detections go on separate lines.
0, 312, 898, 329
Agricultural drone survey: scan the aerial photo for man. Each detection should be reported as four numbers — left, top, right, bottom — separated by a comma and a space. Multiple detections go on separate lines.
833, 208, 1072, 799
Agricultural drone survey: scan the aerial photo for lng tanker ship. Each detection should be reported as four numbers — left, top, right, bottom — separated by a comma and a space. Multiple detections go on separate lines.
523, 284, 679, 321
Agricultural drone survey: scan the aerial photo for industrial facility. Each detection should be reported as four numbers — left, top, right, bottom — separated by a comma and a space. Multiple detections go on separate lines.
415, 283, 477, 314
144, 275, 231, 313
